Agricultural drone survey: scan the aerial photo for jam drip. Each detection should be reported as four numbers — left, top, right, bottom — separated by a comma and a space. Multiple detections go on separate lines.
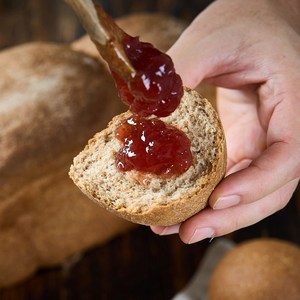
115, 116, 193, 177
112, 36, 183, 117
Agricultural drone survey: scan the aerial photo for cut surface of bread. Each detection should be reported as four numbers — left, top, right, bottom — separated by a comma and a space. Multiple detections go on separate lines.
69, 88, 226, 226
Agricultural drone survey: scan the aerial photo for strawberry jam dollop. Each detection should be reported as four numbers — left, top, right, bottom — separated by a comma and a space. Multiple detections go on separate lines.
115, 116, 193, 177
110, 32, 192, 177
111, 36, 183, 117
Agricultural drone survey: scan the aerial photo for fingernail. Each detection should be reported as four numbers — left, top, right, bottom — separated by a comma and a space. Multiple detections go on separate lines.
213, 195, 240, 209
188, 227, 215, 244
160, 225, 179, 235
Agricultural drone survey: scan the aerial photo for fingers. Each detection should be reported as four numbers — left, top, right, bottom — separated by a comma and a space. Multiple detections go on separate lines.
150, 224, 179, 235
151, 179, 298, 243
210, 140, 300, 209
178, 179, 298, 244
226, 158, 252, 176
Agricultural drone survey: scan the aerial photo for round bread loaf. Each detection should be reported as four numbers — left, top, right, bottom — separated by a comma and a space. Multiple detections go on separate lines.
69, 88, 226, 226
208, 238, 300, 300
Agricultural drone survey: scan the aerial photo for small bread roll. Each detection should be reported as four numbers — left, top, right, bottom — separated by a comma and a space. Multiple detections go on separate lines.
69, 88, 226, 226
208, 238, 300, 300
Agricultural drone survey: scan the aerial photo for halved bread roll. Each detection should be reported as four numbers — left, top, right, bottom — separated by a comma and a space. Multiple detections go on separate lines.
70, 88, 226, 226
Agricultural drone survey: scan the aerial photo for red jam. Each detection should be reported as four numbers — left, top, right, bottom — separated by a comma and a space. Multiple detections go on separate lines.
111, 35, 183, 117
105, 26, 192, 176
115, 116, 193, 177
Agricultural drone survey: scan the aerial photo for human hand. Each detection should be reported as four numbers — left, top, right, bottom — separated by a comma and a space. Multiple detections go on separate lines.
151, 0, 300, 243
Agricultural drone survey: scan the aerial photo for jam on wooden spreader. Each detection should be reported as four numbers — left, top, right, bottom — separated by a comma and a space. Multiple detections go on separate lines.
112, 36, 183, 118
66, 0, 192, 177
112, 32, 193, 177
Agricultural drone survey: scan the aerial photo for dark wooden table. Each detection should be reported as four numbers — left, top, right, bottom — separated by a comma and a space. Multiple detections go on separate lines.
0, 196, 299, 300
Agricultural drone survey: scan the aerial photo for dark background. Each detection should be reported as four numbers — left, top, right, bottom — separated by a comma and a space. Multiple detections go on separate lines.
0, 1, 299, 299
0, 0, 213, 50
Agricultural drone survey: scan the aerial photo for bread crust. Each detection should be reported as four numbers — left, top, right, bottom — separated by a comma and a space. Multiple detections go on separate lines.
70, 88, 226, 226
208, 238, 300, 300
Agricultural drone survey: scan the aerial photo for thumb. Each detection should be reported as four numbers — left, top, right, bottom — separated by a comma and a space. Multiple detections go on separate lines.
167, 28, 215, 88
168, 22, 248, 89
166, 4, 239, 88
167, 1, 267, 89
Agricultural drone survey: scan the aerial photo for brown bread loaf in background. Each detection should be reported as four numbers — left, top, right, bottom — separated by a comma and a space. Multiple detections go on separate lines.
0, 13, 188, 287
0, 42, 133, 287
208, 238, 300, 300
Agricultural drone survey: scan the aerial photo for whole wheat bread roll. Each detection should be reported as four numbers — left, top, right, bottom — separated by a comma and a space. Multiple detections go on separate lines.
70, 88, 226, 226
208, 238, 300, 300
